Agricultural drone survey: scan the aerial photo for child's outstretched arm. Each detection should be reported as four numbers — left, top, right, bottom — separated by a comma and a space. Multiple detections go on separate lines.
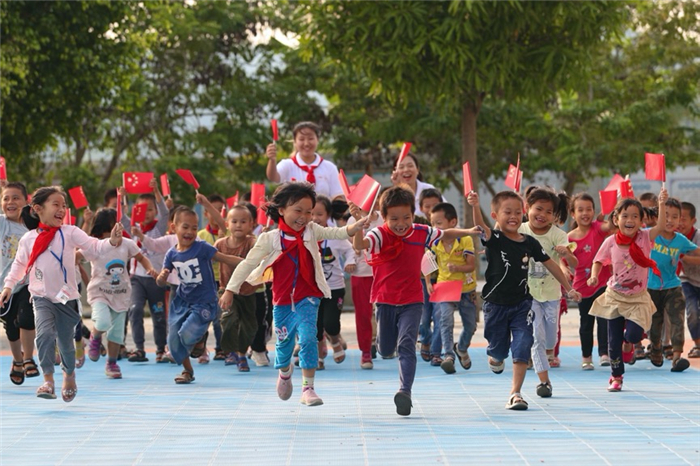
442, 226, 483, 243
134, 253, 158, 278
196, 193, 227, 233
649, 187, 668, 242
554, 244, 578, 268
542, 258, 582, 302
213, 251, 243, 268
467, 191, 491, 241
586, 262, 603, 288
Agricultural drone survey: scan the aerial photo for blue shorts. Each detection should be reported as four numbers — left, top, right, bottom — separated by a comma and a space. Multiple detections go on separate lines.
273, 297, 320, 370
483, 299, 534, 363
168, 296, 217, 364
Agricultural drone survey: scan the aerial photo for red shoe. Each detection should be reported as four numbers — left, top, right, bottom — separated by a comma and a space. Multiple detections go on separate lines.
622, 342, 636, 365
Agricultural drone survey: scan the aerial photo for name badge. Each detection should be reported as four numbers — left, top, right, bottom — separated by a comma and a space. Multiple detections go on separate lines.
55, 285, 71, 305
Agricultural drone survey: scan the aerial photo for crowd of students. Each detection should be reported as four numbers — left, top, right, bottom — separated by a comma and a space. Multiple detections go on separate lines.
2, 122, 699, 416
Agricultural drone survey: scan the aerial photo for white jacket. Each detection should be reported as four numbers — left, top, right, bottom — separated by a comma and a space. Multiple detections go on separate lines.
225, 222, 351, 299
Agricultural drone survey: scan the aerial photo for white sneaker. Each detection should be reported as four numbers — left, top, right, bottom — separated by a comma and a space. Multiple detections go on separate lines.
251, 351, 270, 367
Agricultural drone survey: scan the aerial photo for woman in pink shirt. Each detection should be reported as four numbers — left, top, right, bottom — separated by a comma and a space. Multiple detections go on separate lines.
1, 187, 123, 402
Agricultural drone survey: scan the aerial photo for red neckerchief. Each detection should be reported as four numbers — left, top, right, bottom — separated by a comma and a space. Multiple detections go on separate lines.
278, 218, 313, 282
140, 220, 158, 234
291, 154, 323, 184
206, 224, 219, 237
616, 231, 661, 277
25, 223, 60, 274
367, 224, 414, 266
677, 227, 697, 275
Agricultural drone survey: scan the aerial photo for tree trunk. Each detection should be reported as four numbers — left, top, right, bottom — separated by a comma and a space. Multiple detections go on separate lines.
460, 95, 483, 227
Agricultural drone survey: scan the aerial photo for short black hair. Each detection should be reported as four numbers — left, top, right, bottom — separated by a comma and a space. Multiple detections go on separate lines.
682, 201, 696, 219
2, 182, 28, 199
207, 194, 225, 205
431, 202, 458, 222
419, 188, 442, 208
380, 185, 415, 217
104, 188, 117, 206
491, 191, 523, 212
265, 182, 316, 223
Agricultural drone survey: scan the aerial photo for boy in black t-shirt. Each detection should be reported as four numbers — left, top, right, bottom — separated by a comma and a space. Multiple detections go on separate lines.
468, 191, 581, 411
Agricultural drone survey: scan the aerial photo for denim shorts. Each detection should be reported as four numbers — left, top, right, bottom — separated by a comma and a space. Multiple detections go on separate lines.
483, 299, 534, 363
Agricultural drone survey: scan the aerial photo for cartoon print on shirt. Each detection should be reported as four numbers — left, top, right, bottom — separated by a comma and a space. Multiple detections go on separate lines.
319, 244, 336, 280
105, 259, 126, 287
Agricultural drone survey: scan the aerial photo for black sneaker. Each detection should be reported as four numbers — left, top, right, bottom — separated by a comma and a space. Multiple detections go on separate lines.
394, 391, 412, 416
536, 381, 553, 398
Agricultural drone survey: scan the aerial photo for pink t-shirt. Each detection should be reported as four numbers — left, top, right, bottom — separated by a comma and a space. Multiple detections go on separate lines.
81, 238, 141, 312
593, 229, 652, 295
569, 221, 612, 298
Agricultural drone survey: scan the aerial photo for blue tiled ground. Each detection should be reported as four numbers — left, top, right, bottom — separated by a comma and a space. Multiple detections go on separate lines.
1, 347, 699, 465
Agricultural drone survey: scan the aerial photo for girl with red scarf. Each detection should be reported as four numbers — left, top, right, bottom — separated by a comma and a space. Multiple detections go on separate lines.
221, 183, 367, 407
1, 186, 123, 402
588, 190, 668, 392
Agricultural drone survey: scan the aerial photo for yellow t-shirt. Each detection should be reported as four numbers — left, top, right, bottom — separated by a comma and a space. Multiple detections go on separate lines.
433, 236, 477, 293
197, 228, 221, 283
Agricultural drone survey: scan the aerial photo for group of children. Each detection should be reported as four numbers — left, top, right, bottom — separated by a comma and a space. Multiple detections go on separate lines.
2, 171, 699, 416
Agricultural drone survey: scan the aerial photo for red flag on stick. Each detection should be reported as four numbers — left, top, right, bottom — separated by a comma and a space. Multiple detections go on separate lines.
0, 156, 7, 181
67, 186, 89, 210
599, 190, 618, 215
123, 172, 154, 194
339, 169, 353, 198
226, 192, 239, 208
250, 183, 265, 207
63, 208, 76, 226
131, 202, 148, 225
348, 175, 381, 212
160, 174, 171, 197
429, 280, 464, 303
271, 119, 279, 141
116, 191, 123, 220
504, 164, 519, 190
645, 153, 666, 182
620, 176, 634, 199
604, 174, 625, 193
396, 142, 412, 166
462, 162, 473, 196
175, 169, 200, 190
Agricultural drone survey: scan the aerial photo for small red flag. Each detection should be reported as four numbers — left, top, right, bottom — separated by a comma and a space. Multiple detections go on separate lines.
604, 174, 625, 193
131, 202, 148, 225
599, 190, 618, 215
256, 203, 268, 226
220, 204, 227, 218
123, 172, 154, 194
160, 173, 171, 197
0, 156, 7, 181
645, 153, 666, 182
175, 169, 200, 190
67, 186, 89, 210
116, 191, 122, 220
462, 162, 473, 196
429, 280, 464, 303
339, 169, 353, 198
271, 119, 279, 141
226, 192, 239, 208
504, 164, 519, 190
250, 183, 265, 208
620, 177, 634, 199
63, 208, 75, 226
397, 142, 412, 166
348, 175, 381, 212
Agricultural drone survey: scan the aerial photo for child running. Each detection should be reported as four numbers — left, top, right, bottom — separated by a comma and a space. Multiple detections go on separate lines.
568, 193, 613, 370
519, 187, 578, 398
156, 207, 241, 384
679, 202, 700, 358
646, 197, 700, 372
467, 190, 581, 410
1, 182, 38, 385
587, 189, 667, 391
222, 182, 367, 407
82, 208, 158, 379
425, 202, 478, 375
1, 186, 124, 401
353, 185, 481, 416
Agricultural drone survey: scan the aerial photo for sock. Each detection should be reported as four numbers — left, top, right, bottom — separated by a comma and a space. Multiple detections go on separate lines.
279, 367, 292, 379
302, 376, 314, 390
108, 357, 117, 364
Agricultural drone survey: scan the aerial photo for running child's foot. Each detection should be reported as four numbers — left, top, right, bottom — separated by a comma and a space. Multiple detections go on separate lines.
276, 368, 293, 400
251, 351, 270, 366
331, 341, 346, 364
105, 362, 122, 379
174, 370, 194, 384
198, 350, 210, 364
360, 352, 373, 370
213, 349, 227, 361
87, 334, 101, 362
488, 357, 505, 374
581, 357, 594, 371
128, 349, 149, 362
548, 356, 561, 368
622, 341, 635, 365
505, 393, 528, 410
536, 381, 552, 398
300, 387, 323, 406
420, 344, 431, 362
440, 356, 456, 374
599, 354, 610, 367
430, 355, 443, 367
607, 376, 623, 392
454, 344, 472, 370
671, 357, 690, 372
224, 352, 238, 366
394, 391, 412, 416
237, 355, 250, 372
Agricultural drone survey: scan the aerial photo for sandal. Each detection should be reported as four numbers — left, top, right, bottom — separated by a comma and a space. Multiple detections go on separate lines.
688, 346, 700, 358
420, 344, 431, 362
23, 359, 40, 378
36, 381, 57, 399
505, 393, 528, 410
62, 373, 77, 403
189, 331, 208, 359
649, 347, 664, 367
489, 357, 505, 374
10, 360, 25, 385
671, 357, 690, 373
663, 345, 674, 360
127, 349, 149, 362
331, 341, 346, 364
174, 370, 194, 384
581, 361, 594, 371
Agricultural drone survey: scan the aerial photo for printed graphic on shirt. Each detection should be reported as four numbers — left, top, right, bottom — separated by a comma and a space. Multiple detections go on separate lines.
172, 258, 204, 284
2, 234, 20, 260
320, 245, 336, 280
105, 259, 127, 287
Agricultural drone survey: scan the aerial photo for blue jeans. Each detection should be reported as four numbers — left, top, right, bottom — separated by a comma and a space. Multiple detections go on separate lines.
168, 296, 217, 364
483, 299, 534, 363
377, 303, 422, 395
419, 279, 442, 356
273, 297, 320, 370
682, 282, 700, 341
437, 291, 477, 358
